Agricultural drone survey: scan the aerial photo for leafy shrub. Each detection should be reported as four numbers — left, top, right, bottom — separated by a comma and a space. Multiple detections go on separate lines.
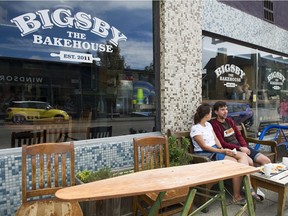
168, 135, 193, 166
76, 167, 134, 183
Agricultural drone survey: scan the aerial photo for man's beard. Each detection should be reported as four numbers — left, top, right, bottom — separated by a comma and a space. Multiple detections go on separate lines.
219, 114, 227, 119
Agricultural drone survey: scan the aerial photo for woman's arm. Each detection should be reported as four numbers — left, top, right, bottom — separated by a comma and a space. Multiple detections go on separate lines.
193, 135, 225, 154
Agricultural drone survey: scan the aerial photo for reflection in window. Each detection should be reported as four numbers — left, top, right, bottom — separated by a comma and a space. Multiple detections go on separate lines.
202, 35, 288, 133
0, 1, 156, 149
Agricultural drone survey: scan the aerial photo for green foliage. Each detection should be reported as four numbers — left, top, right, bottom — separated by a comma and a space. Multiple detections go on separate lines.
168, 136, 193, 166
76, 167, 134, 183
76, 167, 113, 183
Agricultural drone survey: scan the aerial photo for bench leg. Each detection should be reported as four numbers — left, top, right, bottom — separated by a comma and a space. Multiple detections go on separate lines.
148, 191, 166, 216
180, 188, 197, 216
218, 180, 228, 216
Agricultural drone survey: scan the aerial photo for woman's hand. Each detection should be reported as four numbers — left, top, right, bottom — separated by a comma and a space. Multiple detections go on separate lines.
223, 149, 235, 156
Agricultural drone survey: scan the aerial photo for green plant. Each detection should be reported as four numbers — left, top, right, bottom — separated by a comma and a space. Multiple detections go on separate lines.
168, 136, 193, 166
76, 167, 134, 183
76, 167, 114, 183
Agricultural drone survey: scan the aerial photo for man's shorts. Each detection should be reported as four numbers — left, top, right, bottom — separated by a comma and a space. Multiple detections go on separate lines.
248, 147, 261, 161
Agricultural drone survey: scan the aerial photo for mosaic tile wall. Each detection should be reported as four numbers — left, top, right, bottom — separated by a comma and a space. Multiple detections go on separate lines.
0, 132, 160, 216
159, 0, 203, 133
203, 0, 288, 55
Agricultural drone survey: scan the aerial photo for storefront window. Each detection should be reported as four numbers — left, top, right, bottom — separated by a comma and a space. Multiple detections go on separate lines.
0, 1, 156, 148
203, 35, 288, 135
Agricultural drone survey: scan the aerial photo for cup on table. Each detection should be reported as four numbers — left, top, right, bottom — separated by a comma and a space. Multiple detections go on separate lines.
264, 163, 272, 177
282, 157, 288, 167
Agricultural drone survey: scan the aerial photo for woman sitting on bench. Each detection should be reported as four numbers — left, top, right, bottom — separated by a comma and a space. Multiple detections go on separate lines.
190, 103, 262, 205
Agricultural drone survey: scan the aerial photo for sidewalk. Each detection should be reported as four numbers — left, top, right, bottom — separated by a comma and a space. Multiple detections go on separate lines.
193, 188, 287, 216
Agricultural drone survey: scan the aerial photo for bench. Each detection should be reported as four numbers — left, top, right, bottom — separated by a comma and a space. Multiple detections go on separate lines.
167, 124, 278, 211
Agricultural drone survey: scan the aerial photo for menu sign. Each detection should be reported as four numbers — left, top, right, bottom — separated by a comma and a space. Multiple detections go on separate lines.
10, 8, 127, 63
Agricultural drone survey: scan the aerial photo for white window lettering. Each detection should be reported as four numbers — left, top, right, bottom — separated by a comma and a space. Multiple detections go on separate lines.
230, 64, 236, 73
99, 43, 106, 52
106, 45, 113, 53
110, 26, 127, 46
10, 13, 41, 36
72, 40, 82, 49
63, 38, 72, 47
52, 9, 74, 28
82, 41, 90, 49
43, 36, 53, 45
33, 34, 43, 44
26, 77, 32, 82
90, 43, 98, 51
91, 17, 110, 37
0, 75, 4, 81
53, 37, 63, 46
74, 12, 92, 31
36, 9, 53, 29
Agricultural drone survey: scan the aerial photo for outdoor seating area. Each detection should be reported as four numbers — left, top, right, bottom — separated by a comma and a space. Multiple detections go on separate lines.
1, 122, 288, 215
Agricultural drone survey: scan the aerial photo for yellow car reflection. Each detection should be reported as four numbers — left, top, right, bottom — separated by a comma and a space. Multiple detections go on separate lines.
6, 101, 70, 124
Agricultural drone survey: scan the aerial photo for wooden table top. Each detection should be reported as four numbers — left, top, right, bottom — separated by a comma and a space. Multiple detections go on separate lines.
55, 160, 259, 202
251, 169, 288, 186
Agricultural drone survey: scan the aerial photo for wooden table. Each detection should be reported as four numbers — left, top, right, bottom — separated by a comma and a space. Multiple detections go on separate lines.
56, 160, 259, 216
251, 168, 288, 216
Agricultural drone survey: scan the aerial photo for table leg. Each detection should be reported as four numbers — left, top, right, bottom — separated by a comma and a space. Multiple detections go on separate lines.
277, 187, 287, 216
180, 188, 196, 216
243, 175, 255, 216
148, 191, 166, 216
218, 180, 228, 216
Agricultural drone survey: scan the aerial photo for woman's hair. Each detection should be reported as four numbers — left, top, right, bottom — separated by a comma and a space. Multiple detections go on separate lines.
194, 103, 211, 124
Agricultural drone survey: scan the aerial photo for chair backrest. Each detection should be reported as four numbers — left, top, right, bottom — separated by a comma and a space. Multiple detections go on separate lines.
11, 130, 47, 148
33, 122, 72, 142
21, 142, 75, 203
80, 110, 92, 123
167, 129, 194, 153
133, 136, 169, 172
86, 126, 112, 139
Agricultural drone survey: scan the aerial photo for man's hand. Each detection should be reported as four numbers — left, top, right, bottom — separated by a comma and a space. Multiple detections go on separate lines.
239, 147, 250, 155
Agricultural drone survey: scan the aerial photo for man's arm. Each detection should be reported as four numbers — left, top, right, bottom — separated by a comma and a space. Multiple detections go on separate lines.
212, 120, 242, 150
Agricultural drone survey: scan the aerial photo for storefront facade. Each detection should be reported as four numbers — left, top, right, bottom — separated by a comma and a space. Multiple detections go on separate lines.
1, 0, 288, 150
0, 1, 161, 148
202, 0, 288, 134
2, 0, 288, 215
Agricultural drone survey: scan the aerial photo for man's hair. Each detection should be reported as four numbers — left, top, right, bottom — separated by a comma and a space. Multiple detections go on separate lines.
213, 101, 227, 111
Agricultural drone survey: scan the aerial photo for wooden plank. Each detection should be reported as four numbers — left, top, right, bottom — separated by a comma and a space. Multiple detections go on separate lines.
56, 160, 259, 202
252, 170, 288, 186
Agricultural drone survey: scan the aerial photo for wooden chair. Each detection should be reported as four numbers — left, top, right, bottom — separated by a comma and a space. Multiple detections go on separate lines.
239, 123, 278, 163
15, 142, 83, 216
133, 135, 190, 216
86, 126, 112, 139
33, 121, 73, 143
11, 130, 47, 148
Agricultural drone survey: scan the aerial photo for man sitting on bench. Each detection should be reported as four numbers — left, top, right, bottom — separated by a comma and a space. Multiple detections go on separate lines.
211, 101, 271, 166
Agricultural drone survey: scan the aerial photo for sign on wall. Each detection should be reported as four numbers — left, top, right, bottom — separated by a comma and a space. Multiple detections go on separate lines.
10, 8, 127, 64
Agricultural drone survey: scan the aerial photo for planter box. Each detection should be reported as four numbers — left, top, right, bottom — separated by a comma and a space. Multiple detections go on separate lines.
75, 172, 133, 216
